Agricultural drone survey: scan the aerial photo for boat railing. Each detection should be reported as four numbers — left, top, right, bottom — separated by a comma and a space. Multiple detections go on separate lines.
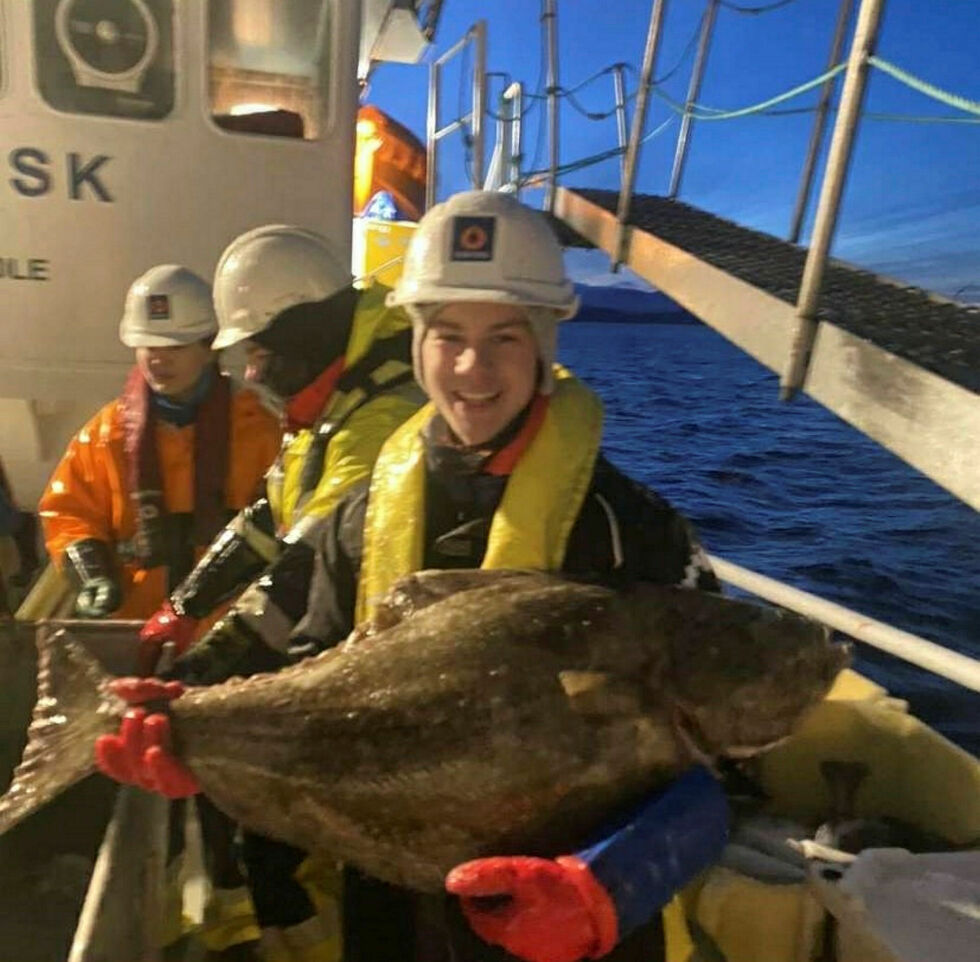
708, 554, 980, 693
425, 20, 487, 210
416, 9, 980, 698
484, 82, 525, 197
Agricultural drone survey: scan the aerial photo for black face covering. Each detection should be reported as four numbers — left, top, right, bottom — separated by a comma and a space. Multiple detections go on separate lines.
254, 352, 325, 401
250, 286, 359, 398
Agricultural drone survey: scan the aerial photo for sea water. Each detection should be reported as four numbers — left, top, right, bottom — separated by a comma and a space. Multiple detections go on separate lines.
559, 319, 979, 755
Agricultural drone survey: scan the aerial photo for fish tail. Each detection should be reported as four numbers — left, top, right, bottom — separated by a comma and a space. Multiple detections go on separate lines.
0, 626, 121, 834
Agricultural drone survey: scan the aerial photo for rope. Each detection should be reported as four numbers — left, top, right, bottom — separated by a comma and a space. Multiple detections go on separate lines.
519, 116, 674, 184
868, 56, 980, 117
716, 104, 979, 124
718, 0, 800, 13
563, 86, 636, 122
563, 63, 621, 97
544, 13, 703, 125
653, 15, 705, 86
866, 111, 980, 124
653, 62, 846, 121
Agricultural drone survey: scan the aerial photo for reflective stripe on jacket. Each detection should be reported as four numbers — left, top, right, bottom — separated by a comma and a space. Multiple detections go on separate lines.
39, 383, 280, 621
355, 369, 604, 622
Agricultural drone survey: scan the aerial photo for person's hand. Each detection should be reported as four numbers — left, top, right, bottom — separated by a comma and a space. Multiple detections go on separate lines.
138, 601, 198, 675
74, 575, 122, 618
446, 856, 617, 962
94, 678, 199, 798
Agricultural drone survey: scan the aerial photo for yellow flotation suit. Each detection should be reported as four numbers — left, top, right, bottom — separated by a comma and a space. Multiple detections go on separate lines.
691, 669, 980, 962
356, 368, 603, 620
357, 369, 696, 961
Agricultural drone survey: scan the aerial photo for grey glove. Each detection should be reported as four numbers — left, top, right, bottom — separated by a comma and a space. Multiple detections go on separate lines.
74, 576, 122, 618
65, 538, 122, 618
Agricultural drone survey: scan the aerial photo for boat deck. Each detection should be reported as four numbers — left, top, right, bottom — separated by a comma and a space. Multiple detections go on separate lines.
554, 187, 979, 511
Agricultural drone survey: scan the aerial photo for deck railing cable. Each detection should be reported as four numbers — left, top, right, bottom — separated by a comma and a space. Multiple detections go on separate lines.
709, 556, 980, 693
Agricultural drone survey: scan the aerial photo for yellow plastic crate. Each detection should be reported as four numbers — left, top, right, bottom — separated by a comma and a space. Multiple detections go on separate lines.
352, 218, 417, 288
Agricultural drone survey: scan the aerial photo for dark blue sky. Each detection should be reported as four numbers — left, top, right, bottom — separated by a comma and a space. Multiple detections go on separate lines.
367, 0, 979, 297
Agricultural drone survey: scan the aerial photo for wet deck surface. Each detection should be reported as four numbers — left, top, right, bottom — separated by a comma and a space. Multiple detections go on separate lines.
571, 188, 980, 393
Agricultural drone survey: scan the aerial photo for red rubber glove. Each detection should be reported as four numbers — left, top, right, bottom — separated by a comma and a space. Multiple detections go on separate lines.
446, 856, 618, 962
94, 678, 200, 799
139, 601, 198, 675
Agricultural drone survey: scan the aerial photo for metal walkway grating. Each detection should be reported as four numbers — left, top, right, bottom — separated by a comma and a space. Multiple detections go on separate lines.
572, 188, 979, 395
553, 187, 979, 511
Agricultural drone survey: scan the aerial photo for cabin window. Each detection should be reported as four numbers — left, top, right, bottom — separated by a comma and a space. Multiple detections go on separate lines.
208, 0, 331, 140
33, 0, 175, 119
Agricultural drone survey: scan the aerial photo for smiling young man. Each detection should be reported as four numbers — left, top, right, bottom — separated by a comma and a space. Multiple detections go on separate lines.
95, 192, 726, 962
421, 304, 541, 445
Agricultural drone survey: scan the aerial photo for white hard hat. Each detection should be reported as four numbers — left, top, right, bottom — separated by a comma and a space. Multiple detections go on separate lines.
386, 190, 579, 319
388, 191, 578, 395
120, 265, 218, 348
212, 225, 353, 350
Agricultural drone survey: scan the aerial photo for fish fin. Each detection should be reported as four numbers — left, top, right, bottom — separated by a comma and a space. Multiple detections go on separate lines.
558, 670, 644, 716
0, 626, 120, 835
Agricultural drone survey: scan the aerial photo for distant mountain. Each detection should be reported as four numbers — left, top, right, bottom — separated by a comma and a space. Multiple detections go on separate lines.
564, 248, 699, 325
571, 281, 699, 325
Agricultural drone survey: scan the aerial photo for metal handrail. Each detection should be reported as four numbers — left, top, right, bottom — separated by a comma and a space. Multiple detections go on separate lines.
615, 0, 668, 266
708, 554, 980, 692
426, 20, 487, 210
780, 0, 886, 399
485, 82, 525, 195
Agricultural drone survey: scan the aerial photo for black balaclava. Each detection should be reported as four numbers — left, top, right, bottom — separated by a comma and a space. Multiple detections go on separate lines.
249, 285, 359, 399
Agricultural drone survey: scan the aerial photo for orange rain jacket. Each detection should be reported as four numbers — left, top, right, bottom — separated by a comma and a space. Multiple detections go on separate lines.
40, 382, 280, 628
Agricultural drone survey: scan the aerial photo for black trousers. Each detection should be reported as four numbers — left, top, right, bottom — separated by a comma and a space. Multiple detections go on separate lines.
234, 836, 666, 961
342, 867, 666, 962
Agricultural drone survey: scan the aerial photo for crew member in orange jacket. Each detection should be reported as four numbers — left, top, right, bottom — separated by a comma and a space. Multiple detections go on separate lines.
40, 264, 280, 629
39, 263, 281, 956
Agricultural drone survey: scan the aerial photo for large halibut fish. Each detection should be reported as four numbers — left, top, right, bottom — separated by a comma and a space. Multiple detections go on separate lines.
0, 570, 847, 891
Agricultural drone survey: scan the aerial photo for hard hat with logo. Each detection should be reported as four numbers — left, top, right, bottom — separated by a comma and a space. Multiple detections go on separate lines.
387, 191, 579, 394
212, 225, 353, 350
387, 190, 579, 317
119, 265, 218, 348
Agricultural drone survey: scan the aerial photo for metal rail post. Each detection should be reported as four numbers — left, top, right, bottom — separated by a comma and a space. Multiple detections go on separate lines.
788, 0, 855, 244
668, 0, 720, 199
426, 57, 439, 210
506, 81, 524, 196
425, 21, 488, 210
613, 63, 629, 178
781, 0, 886, 400
615, 0, 669, 268
543, 0, 561, 212
471, 19, 487, 189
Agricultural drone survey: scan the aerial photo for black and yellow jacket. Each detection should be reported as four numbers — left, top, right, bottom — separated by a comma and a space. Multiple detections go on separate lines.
163, 284, 423, 632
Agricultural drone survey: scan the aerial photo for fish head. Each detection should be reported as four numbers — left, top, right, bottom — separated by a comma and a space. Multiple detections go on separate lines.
632, 586, 849, 758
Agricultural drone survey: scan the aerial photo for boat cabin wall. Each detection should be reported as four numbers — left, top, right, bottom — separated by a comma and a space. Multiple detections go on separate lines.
0, 0, 361, 505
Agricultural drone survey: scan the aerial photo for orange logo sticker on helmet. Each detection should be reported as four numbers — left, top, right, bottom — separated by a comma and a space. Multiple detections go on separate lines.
147, 294, 171, 320
451, 216, 496, 262
460, 225, 487, 250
